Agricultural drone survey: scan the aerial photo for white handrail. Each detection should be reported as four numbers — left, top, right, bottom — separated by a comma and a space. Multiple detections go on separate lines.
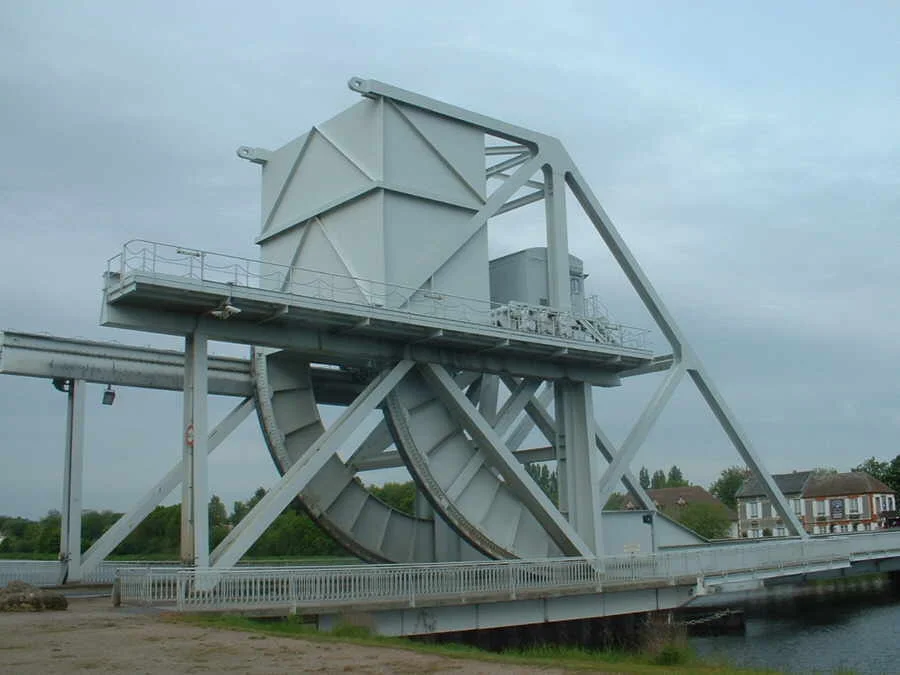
105, 240, 652, 352
108, 531, 900, 611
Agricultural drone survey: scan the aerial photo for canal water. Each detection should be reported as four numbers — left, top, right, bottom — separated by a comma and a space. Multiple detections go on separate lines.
690, 582, 900, 674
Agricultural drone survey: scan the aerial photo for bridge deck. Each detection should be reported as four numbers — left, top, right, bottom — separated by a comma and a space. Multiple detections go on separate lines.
101, 241, 661, 384
101, 531, 900, 635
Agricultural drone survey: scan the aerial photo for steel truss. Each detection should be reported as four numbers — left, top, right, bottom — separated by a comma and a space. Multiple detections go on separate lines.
1, 76, 807, 580
132, 77, 808, 567
196, 77, 807, 565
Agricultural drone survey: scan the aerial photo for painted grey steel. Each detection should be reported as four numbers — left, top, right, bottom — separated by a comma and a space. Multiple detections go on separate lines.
338, 77, 809, 539
112, 530, 900, 623
60, 379, 86, 583
252, 349, 438, 563
555, 381, 602, 552
0, 331, 252, 396
0, 330, 368, 404
0, 560, 183, 588
210, 361, 416, 570
180, 333, 209, 567
245, 88, 490, 321
385, 365, 591, 559
488, 248, 585, 311
102, 242, 649, 364
88, 75, 808, 569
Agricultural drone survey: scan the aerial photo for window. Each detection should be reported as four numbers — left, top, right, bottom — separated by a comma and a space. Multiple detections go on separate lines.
747, 502, 761, 519
791, 498, 803, 515
812, 525, 821, 534
849, 497, 861, 515
815, 501, 826, 517
748, 529, 761, 538
775, 527, 786, 537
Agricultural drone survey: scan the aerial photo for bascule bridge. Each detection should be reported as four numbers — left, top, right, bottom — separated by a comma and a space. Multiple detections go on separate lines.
3, 77, 899, 635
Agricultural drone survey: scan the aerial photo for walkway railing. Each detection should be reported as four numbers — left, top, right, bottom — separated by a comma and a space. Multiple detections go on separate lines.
108, 533, 900, 612
106, 240, 651, 352
0, 560, 182, 587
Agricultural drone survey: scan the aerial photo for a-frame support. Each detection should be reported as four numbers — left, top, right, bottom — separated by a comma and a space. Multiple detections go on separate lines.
347, 77, 808, 540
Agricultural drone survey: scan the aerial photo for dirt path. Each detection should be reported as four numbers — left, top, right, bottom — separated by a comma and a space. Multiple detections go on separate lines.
0, 598, 595, 674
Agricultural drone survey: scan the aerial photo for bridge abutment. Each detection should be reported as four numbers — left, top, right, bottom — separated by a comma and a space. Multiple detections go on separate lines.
417, 611, 687, 654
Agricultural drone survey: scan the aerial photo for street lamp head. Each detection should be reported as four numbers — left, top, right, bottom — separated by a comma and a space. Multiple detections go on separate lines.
102, 384, 116, 406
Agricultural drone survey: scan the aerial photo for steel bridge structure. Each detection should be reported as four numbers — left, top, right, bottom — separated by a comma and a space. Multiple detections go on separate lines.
3, 77, 899, 634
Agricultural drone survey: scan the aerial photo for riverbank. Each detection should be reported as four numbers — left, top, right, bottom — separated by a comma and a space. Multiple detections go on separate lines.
0, 597, 767, 674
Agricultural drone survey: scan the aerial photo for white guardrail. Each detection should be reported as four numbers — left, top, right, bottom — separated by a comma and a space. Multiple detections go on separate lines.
0, 560, 183, 587
108, 534, 900, 612
106, 240, 651, 352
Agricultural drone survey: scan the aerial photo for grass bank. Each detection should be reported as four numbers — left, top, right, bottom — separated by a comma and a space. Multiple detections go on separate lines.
176, 613, 775, 674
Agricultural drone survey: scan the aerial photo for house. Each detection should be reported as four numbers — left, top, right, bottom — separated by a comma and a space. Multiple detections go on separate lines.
803, 472, 895, 534
735, 471, 811, 538
735, 470, 896, 537
626, 486, 739, 538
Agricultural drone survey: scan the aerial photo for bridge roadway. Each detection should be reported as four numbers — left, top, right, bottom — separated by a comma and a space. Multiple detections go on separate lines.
109, 531, 900, 636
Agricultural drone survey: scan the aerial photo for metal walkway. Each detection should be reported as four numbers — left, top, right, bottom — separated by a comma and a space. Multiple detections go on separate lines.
106, 531, 900, 635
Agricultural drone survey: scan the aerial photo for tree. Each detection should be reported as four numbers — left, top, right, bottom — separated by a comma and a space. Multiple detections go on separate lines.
35, 511, 61, 554
672, 503, 732, 540
709, 466, 751, 510
651, 469, 667, 490
854, 455, 900, 495
369, 482, 417, 515
888, 456, 900, 494
639, 467, 650, 490
604, 492, 627, 511
854, 457, 890, 483
525, 463, 558, 506
666, 465, 689, 487
117, 504, 180, 555
231, 487, 267, 526
208, 495, 230, 548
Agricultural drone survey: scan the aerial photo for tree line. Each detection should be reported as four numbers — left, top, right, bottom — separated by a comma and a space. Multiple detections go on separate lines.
3, 455, 897, 557
0, 482, 416, 559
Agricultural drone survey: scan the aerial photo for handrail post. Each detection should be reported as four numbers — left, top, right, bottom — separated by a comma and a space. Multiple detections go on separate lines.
176, 571, 184, 612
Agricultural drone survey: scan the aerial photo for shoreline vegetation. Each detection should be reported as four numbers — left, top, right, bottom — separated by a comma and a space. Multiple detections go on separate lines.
178, 613, 775, 674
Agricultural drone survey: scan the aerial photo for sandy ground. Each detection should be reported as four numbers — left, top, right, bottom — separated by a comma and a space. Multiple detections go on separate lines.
0, 597, 591, 674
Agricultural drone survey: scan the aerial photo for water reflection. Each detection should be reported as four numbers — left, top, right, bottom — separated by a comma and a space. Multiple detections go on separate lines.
691, 582, 900, 674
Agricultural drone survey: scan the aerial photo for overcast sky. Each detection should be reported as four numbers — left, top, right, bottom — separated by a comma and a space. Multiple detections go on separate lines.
1, 2, 898, 520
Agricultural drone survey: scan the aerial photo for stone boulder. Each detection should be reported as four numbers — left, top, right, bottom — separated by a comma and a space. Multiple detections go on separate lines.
0, 580, 67, 611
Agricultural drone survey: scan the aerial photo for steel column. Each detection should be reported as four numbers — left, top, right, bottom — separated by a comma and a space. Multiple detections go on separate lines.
555, 381, 603, 553
60, 379, 85, 583
543, 165, 571, 311
181, 332, 209, 567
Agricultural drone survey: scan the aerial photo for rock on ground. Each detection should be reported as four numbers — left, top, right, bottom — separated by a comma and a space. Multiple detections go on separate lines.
0, 580, 67, 612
